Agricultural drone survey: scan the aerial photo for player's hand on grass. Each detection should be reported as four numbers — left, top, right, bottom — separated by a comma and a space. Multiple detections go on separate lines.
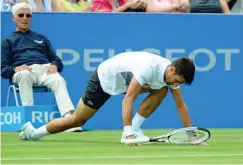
190, 136, 209, 146
122, 130, 142, 146
198, 142, 209, 146
126, 135, 134, 140
123, 131, 136, 146
125, 135, 143, 146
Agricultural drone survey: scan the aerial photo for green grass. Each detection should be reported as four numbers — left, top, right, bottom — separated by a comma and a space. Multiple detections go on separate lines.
1, 129, 243, 164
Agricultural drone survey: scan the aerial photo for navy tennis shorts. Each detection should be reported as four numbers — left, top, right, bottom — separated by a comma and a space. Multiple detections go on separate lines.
82, 69, 111, 109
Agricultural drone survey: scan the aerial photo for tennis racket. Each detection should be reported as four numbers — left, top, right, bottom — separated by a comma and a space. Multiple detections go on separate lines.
126, 127, 211, 145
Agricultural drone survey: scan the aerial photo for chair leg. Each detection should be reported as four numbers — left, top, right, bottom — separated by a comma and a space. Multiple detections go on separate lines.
6, 86, 11, 107
12, 86, 20, 107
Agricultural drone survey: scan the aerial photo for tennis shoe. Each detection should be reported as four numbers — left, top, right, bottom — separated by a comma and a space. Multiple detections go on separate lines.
21, 122, 38, 141
19, 131, 28, 140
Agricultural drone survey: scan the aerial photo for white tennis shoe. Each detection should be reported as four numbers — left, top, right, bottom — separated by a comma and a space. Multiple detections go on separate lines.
19, 122, 37, 141
19, 122, 34, 140
19, 131, 27, 140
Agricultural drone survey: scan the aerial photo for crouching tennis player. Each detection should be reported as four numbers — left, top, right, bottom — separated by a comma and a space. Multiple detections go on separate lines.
20, 51, 195, 144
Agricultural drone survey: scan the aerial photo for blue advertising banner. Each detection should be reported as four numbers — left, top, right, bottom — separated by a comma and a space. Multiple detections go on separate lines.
0, 106, 25, 131
1, 12, 243, 129
1, 105, 60, 131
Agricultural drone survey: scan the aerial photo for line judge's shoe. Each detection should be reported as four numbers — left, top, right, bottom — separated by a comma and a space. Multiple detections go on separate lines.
64, 127, 82, 133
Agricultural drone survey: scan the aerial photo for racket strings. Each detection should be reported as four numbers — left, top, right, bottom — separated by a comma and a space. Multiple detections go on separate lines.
168, 129, 209, 145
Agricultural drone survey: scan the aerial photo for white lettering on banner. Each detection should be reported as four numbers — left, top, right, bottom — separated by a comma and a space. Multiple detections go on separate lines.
32, 111, 60, 123
57, 49, 80, 65
189, 49, 216, 72
217, 49, 240, 71
108, 49, 116, 58
32, 111, 41, 123
57, 48, 240, 72
84, 49, 104, 71
0, 112, 21, 125
0, 112, 3, 125
166, 49, 185, 61
143, 48, 161, 55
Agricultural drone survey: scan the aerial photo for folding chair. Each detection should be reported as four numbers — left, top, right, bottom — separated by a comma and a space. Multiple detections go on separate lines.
6, 82, 52, 107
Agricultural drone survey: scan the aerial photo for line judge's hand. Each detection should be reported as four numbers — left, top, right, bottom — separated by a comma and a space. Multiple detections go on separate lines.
46, 65, 58, 75
14, 64, 32, 72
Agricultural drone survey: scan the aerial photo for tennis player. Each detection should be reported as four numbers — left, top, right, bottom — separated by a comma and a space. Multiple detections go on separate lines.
20, 51, 195, 144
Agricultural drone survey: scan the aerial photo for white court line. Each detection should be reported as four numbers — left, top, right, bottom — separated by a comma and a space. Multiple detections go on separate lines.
1, 153, 243, 161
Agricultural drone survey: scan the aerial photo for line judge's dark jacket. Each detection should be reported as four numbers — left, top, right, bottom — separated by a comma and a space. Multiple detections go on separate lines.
1, 30, 63, 79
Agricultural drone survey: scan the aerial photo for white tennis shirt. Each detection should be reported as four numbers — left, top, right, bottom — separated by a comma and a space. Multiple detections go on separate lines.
97, 51, 179, 95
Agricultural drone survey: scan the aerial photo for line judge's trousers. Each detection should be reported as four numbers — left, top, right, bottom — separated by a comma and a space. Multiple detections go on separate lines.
12, 63, 74, 116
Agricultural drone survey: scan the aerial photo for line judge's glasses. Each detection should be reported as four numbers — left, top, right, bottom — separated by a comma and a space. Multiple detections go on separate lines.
17, 13, 32, 18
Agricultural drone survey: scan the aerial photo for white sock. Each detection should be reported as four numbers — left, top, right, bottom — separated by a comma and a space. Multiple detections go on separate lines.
132, 113, 146, 131
31, 125, 50, 140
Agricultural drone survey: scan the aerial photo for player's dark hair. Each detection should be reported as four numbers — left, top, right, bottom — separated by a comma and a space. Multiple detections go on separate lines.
171, 57, 195, 85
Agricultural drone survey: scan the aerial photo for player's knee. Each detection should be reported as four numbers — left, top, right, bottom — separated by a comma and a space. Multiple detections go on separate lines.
64, 115, 79, 128
69, 114, 86, 127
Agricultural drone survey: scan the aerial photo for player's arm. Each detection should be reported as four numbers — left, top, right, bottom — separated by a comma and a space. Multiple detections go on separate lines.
170, 88, 192, 127
122, 78, 143, 126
